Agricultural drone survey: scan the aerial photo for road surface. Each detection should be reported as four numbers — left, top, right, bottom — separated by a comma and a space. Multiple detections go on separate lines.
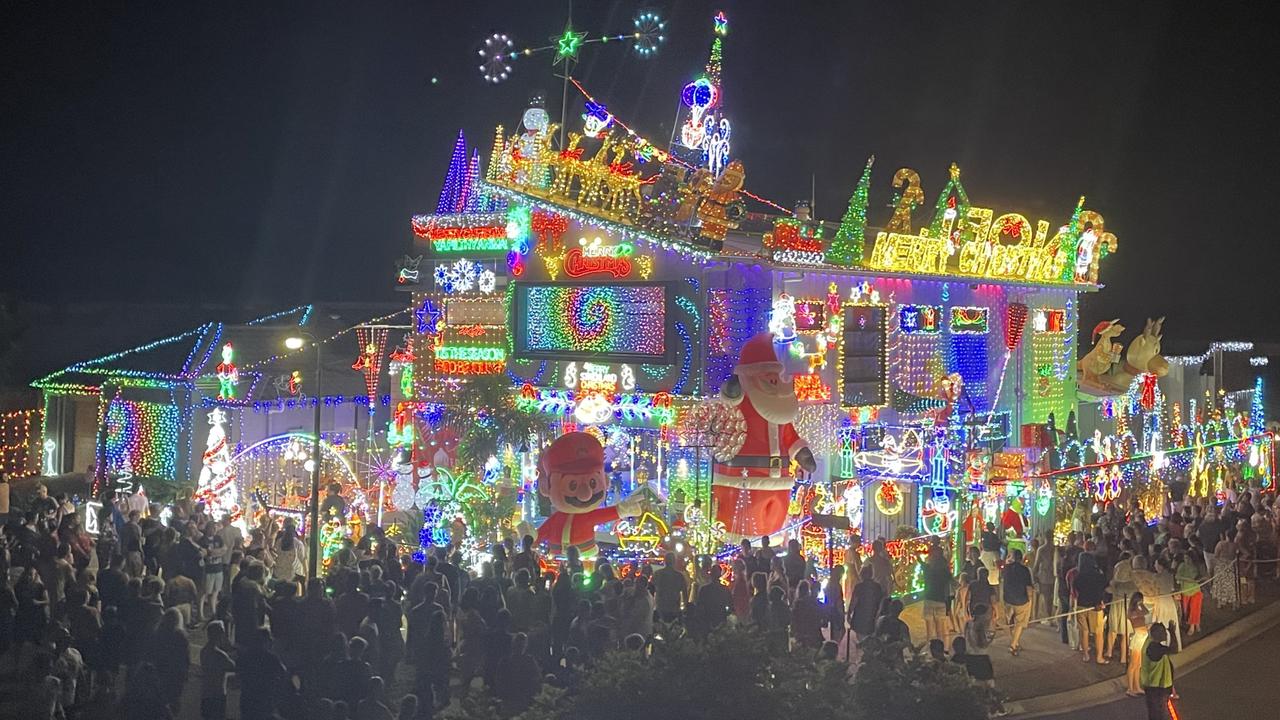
1036, 624, 1280, 720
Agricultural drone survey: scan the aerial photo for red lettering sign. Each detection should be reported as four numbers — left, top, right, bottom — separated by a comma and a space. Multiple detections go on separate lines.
433, 359, 506, 375
563, 246, 633, 279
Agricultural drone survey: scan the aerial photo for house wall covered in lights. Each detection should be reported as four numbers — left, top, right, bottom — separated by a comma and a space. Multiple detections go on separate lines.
400, 125, 1111, 540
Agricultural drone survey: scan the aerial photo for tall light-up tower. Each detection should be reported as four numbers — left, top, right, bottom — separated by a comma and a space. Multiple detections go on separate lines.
672, 10, 731, 176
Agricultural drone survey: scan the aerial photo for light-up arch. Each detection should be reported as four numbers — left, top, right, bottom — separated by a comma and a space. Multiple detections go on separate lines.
229, 432, 362, 512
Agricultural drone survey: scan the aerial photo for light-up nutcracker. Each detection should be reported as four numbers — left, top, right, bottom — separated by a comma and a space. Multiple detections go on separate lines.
536, 432, 643, 557
711, 333, 816, 540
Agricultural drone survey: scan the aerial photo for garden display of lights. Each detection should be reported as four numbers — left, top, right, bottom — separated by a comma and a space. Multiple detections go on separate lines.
0, 409, 41, 477
103, 394, 181, 481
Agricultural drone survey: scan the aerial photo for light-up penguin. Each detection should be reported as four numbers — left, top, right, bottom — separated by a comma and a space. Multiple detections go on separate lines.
536, 432, 644, 557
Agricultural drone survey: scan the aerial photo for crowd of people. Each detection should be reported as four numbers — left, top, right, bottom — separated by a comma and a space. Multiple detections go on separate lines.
2, 476, 1276, 720
913, 488, 1278, 719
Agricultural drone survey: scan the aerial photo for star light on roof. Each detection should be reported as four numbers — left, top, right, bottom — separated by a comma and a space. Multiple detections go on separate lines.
553, 22, 588, 64
713, 11, 728, 36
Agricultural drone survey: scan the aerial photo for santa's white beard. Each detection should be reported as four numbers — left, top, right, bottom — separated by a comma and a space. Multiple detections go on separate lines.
744, 378, 799, 424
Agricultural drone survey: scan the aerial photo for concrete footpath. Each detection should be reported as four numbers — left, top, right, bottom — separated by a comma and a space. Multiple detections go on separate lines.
893, 581, 1280, 718
1006, 598, 1280, 718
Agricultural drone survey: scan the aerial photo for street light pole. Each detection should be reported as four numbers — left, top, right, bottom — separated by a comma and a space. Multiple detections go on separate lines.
286, 332, 322, 583
308, 340, 322, 582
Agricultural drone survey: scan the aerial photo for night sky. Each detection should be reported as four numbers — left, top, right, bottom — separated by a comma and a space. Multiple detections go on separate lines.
3, 2, 1278, 345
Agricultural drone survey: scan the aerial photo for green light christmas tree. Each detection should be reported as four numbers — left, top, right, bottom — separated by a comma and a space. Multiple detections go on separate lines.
828, 155, 874, 267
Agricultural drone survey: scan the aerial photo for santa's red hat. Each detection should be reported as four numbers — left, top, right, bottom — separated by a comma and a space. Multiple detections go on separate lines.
1091, 320, 1114, 344
735, 333, 783, 377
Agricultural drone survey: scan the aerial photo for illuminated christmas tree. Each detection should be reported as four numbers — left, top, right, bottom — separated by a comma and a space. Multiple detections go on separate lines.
436, 130, 469, 214
927, 163, 970, 242
828, 155, 874, 267
1057, 197, 1085, 282
195, 408, 241, 520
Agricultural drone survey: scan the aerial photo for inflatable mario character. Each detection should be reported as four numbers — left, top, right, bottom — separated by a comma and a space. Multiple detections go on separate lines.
536, 432, 643, 557
711, 333, 816, 540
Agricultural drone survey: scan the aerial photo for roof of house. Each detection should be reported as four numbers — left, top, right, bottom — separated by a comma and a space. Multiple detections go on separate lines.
32, 303, 405, 400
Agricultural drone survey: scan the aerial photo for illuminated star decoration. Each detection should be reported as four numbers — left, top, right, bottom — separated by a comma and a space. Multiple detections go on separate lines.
713, 10, 728, 36
415, 297, 442, 336
553, 22, 588, 65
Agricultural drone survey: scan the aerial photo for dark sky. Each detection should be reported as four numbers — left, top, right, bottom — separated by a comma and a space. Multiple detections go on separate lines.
3, 1, 1278, 344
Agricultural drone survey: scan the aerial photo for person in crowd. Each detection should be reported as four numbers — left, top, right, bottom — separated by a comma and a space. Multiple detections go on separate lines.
921, 546, 951, 642
200, 620, 236, 720
358, 676, 396, 720
1030, 533, 1056, 621
875, 597, 912, 654
766, 584, 791, 654
1104, 549, 1136, 661
612, 578, 643, 640
504, 568, 536, 634
782, 539, 806, 595
165, 568, 200, 628
418, 605, 451, 711
652, 553, 688, 623
494, 631, 542, 715
151, 605, 191, 712
1150, 556, 1183, 652
847, 565, 884, 643
697, 564, 733, 631
749, 571, 771, 629
1124, 592, 1149, 698
1000, 549, 1034, 656
271, 518, 306, 586
979, 522, 1004, 599
483, 608, 514, 689
49, 625, 84, 715
239, 627, 290, 720
951, 570, 972, 636
729, 558, 752, 622
396, 694, 419, 720
951, 635, 995, 687
1072, 551, 1109, 664
1140, 623, 1176, 720
1057, 531, 1083, 645
1212, 528, 1239, 608
823, 564, 846, 645
122, 661, 171, 720
967, 567, 995, 627
790, 580, 824, 649
200, 531, 227, 623
454, 586, 487, 696
869, 539, 894, 596
1176, 550, 1203, 636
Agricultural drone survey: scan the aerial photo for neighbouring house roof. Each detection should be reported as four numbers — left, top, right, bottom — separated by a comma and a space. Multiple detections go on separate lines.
32, 303, 404, 399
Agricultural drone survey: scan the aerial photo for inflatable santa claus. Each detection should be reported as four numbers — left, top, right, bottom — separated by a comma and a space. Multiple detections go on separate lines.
536, 431, 643, 557
711, 333, 816, 539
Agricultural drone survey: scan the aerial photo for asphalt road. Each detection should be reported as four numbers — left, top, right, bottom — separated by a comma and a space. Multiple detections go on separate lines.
1036, 624, 1280, 720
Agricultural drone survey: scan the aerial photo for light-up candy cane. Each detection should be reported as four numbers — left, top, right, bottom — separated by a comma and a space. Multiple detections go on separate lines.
987, 302, 1028, 426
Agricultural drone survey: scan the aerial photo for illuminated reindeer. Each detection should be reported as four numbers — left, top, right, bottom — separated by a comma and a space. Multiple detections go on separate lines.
575, 134, 614, 208
548, 132, 584, 199
601, 143, 643, 220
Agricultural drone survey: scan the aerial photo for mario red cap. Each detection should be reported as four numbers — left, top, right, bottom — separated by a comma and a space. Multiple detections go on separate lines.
735, 333, 783, 376
540, 431, 604, 475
